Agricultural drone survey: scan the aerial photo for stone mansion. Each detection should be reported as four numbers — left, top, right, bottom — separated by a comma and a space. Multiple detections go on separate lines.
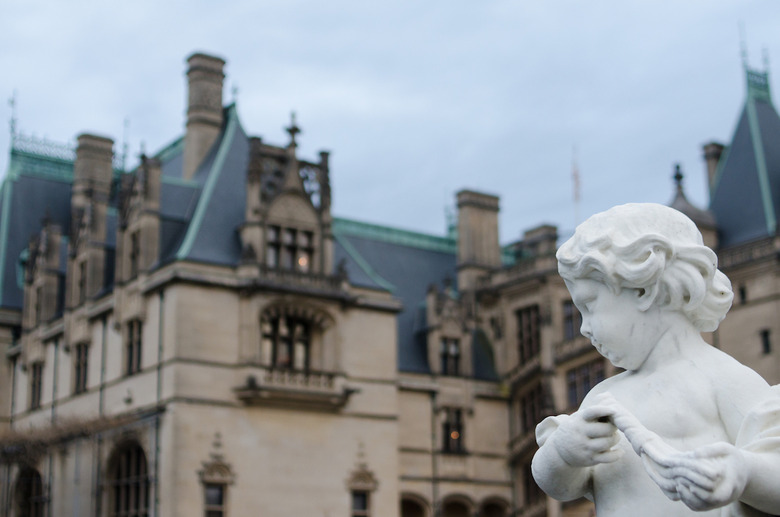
0, 53, 777, 517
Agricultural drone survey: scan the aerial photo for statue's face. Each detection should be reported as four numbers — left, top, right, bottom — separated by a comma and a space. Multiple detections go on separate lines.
565, 278, 663, 371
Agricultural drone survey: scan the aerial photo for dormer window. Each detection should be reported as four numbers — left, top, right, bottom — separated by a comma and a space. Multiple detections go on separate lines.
266, 225, 314, 272
440, 338, 460, 376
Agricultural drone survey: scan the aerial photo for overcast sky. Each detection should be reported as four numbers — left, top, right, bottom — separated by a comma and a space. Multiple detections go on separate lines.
1, 1, 778, 243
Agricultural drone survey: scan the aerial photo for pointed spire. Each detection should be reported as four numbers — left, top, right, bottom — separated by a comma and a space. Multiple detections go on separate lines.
285, 111, 301, 148
673, 162, 684, 194
8, 90, 17, 144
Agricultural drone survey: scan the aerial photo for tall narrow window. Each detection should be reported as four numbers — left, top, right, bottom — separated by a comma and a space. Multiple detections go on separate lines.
562, 300, 582, 341
78, 260, 87, 304
204, 483, 226, 517
519, 383, 544, 434
129, 231, 140, 279
440, 338, 460, 376
351, 490, 370, 517
74, 342, 89, 394
297, 231, 314, 272
266, 225, 280, 268
281, 228, 296, 270
761, 329, 772, 355
14, 467, 46, 517
108, 442, 149, 517
516, 305, 540, 364
126, 320, 143, 376
442, 408, 465, 453
29, 362, 43, 410
265, 315, 311, 371
566, 359, 605, 409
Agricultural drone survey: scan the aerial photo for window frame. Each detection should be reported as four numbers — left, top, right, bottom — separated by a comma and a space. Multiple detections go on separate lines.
73, 342, 89, 394
516, 305, 540, 365
204, 483, 227, 517
439, 337, 460, 376
351, 490, 370, 517
107, 441, 150, 517
29, 361, 44, 410
442, 407, 465, 454
263, 315, 311, 371
126, 319, 143, 376
566, 359, 605, 410
562, 300, 582, 341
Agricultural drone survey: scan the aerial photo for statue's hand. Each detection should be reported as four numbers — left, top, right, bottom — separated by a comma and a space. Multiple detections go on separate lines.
553, 404, 623, 467
668, 443, 748, 511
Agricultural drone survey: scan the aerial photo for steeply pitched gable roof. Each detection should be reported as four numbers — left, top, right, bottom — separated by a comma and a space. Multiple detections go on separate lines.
710, 68, 780, 247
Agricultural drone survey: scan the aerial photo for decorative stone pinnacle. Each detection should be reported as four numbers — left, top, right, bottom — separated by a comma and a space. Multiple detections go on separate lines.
286, 111, 301, 147
673, 163, 684, 192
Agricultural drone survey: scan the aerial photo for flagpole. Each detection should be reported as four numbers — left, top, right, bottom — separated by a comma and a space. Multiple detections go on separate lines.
572, 145, 581, 227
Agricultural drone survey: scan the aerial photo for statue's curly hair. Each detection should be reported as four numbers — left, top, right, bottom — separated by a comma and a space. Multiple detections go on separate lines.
557, 203, 732, 332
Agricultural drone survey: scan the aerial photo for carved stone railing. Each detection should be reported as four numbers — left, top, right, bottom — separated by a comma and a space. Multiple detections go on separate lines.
506, 356, 541, 387
233, 367, 355, 411
718, 236, 779, 269
240, 265, 345, 294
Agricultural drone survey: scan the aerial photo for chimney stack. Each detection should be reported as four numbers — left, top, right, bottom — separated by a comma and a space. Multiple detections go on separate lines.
183, 52, 225, 180
456, 189, 500, 290
73, 133, 114, 207
702, 141, 725, 192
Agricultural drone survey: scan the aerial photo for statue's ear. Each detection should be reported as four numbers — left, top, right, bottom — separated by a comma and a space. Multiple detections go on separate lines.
635, 285, 657, 312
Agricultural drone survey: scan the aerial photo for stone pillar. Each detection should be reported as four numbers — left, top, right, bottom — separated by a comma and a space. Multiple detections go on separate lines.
183, 52, 225, 180
456, 190, 500, 290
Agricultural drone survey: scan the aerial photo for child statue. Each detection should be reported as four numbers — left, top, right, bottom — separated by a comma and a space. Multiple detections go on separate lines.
532, 203, 780, 516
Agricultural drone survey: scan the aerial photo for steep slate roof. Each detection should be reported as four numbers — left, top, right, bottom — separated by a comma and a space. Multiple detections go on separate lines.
332, 219, 457, 373
710, 68, 780, 247
332, 219, 497, 378
0, 148, 74, 310
174, 105, 249, 265
0, 106, 500, 378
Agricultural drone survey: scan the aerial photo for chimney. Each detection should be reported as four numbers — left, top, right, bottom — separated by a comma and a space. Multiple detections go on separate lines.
73, 133, 114, 207
456, 189, 500, 290
702, 142, 724, 192
183, 52, 225, 180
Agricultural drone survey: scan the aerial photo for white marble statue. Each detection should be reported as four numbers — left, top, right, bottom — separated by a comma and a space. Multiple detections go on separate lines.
531, 203, 780, 516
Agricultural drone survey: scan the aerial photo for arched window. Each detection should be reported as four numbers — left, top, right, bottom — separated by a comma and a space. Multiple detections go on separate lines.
14, 467, 46, 517
261, 314, 311, 370
107, 441, 150, 517
441, 499, 470, 517
401, 498, 426, 517
479, 501, 508, 517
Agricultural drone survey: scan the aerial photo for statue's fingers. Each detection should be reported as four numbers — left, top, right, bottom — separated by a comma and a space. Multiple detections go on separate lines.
584, 421, 618, 438
677, 479, 715, 512
587, 436, 619, 452
592, 448, 623, 464
641, 456, 680, 499
580, 404, 618, 423
669, 466, 717, 491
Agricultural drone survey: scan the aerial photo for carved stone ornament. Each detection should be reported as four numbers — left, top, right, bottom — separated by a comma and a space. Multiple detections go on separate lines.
198, 432, 235, 485
532, 203, 780, 516
346, 444, 378, 492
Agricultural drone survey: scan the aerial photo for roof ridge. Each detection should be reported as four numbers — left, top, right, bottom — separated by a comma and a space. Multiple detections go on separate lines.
332, 217, 456, 254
